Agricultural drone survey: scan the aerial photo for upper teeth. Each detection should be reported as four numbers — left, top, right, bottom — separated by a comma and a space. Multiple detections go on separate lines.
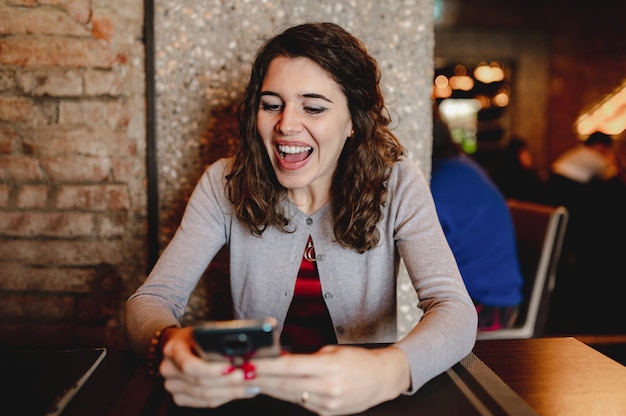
278, 145, 311, 154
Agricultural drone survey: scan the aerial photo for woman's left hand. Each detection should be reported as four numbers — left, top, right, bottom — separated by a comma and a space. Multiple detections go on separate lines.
249, 345, 411, 416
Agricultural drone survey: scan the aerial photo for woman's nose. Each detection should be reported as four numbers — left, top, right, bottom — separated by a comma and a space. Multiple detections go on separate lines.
276, 105, 302, 135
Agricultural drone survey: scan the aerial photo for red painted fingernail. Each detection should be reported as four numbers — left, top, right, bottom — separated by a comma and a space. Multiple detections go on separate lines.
221, 365, 236, 375
241, 362, 256, 380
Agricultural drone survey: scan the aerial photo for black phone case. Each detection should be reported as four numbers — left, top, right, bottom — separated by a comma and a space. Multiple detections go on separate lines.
192, 318, 281, 364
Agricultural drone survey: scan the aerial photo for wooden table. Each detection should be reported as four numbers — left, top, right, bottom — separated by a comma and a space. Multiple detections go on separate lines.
473, 337, 626, 415
5, 337, 625, 415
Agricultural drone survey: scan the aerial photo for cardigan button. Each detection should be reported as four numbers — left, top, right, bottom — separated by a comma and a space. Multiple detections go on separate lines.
323, 292, 333, 299
317, 254, 325, 261
306, 218, 313, 225
336, 326, 345, 335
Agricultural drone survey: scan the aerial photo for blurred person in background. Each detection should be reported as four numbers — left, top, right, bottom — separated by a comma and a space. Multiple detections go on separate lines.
548, 131, 626, 253
550, 131, 620, 185
430, 105, 524, 333
489, 136, 549, 204
548, 131, 623, 210
547, 131, 626, 334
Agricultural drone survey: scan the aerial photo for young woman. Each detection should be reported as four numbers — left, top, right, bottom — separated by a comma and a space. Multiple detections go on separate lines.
125, 22, 476, 415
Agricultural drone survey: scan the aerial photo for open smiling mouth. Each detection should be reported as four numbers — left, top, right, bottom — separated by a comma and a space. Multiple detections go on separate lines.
277, 144, 313, 163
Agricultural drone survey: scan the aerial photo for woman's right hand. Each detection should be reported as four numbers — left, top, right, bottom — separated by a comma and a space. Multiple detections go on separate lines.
159, 327, 261, 408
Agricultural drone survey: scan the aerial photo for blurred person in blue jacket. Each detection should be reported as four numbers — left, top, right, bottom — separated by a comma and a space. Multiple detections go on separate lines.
430, 104, 524, 332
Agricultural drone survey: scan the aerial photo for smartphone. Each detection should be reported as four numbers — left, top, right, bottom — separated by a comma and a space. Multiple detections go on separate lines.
192, 318, 281, 366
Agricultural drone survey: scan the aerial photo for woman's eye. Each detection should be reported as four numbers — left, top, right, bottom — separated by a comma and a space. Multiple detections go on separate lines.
261, 101, 281, 112
260, 100, 326, 115
304, 106, 325, 115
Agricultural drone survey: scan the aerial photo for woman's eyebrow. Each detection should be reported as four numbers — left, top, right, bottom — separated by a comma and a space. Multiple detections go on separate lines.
302, 93, 333, 103
259, 91, 334, 104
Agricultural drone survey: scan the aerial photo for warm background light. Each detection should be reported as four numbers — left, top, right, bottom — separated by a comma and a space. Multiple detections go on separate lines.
474, 62, 505, 84
576, 80, 626, 136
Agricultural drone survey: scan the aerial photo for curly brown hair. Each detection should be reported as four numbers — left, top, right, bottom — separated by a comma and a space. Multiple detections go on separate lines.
225, 22, 404, 253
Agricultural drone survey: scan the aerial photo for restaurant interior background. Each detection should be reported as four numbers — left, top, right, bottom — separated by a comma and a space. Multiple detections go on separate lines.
0, 0, 625, 355
435, 0, 626, 179
434, 0, 626, 340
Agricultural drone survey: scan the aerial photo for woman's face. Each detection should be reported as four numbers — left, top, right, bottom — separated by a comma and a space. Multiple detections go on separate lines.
257, 56, 353, 196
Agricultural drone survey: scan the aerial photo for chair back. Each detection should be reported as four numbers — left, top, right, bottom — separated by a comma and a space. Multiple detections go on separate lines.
477, 199, 568, 340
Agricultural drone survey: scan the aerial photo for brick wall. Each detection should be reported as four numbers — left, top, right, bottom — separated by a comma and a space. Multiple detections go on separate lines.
0, 0, 145, 349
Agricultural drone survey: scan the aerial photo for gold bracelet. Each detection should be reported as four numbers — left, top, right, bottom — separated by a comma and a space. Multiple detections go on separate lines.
146, 324, 178, 376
